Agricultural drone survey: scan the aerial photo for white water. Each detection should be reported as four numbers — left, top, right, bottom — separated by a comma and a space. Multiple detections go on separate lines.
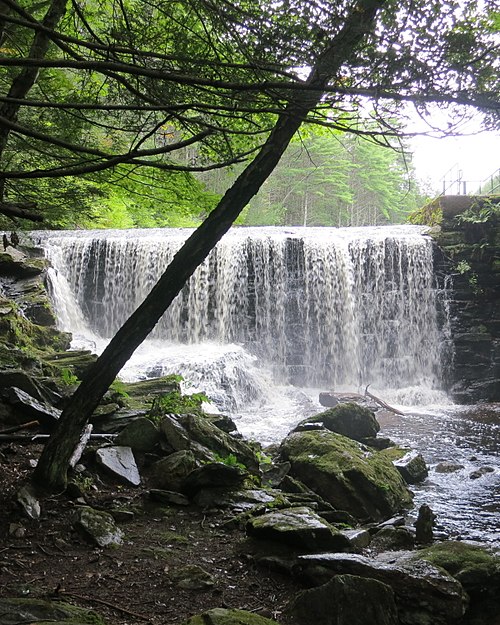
33, 225, 500, 545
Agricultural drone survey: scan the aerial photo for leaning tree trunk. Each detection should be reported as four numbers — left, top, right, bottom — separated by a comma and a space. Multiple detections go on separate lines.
33, 0, 385, 492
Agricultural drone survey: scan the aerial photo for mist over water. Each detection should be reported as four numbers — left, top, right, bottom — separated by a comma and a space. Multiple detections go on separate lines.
35, 226, 499, 545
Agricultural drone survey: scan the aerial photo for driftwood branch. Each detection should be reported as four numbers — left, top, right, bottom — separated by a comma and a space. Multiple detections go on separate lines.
68, 423, 93, 468
364, 385, 405, 416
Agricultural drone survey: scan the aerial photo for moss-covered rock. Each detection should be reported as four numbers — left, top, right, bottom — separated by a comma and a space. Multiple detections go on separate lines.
185, 608, 281, 625
299, 402, 380, 441
414, 541, 500, 597
0, 598, 106, 624
280, 430, 412, 522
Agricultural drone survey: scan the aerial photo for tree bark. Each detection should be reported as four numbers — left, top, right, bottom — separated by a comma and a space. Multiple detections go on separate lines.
33, 0, 386, 492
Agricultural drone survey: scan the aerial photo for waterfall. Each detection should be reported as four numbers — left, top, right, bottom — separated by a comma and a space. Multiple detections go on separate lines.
34, 225, 445, 396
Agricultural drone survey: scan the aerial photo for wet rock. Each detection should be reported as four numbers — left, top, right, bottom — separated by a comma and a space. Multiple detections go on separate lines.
297, 551, 468, 625
261, 461, 291, 488
148, 450, 197, 492
342, 529, 371, 550
0, 597, 106, 625
115, 417, 161, 452
318, 392, 339, 407
393, 451, 428, 484
4, 387, 60, 429
74, 506, 123, 547
360, 436, 395, 450
287, 573, 398, 625
0, 370, 59, 406
203, 413, 238, 434
185, 608, 280, 625
246, 506, 351, 552
169, 564, 215, 590
182, 462, 246, 496
16, 484, 41, 520
95, 446, 141, 486
297, 402, 380, 442
149, 489, 190, 506
280, 430, 412, 522
414, 541, 500, 600
370, 526, 415, 551
415, 504, 436, 544
435, 462, 464, 474
469, 466, 494, 479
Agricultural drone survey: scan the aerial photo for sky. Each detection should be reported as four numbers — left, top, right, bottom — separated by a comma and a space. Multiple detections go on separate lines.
409, 131, 500, 196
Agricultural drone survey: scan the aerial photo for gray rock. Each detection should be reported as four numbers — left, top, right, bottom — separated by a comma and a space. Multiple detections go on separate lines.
74, 506, 123, 547
298, 402, 380, 442
193, 487, 280, 510
342, 528, 371, 550
96, 445, 141, 486
297, 551, 468, 625
319, 392, 339, 407
4, 387, 60, 429
185, 608, 280, 625
246, 506, 352, 552
16, 484, 41, 520
182, 462, 246, 496
149, 489, 190, 506
148, 450, 197, 491
370, 526, 415, 551
288, 573, 398, 625
393, 451, 429, 484
434, 462, 464, 474
0, 598, 106, 625
115, 417, 161, 452
169, 564, 214, 590
280, 430, 413, 522
469, 466, 494, 479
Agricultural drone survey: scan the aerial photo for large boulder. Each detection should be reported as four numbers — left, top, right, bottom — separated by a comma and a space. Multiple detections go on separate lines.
246, 506, 351, 552
297, 551, 468, 625
288, 574, 398, 625
280, 430, 412, 522
298, 402, 380, 441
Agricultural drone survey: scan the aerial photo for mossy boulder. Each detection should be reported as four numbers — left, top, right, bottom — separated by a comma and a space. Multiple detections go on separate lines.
280, 430, 412, 522
0, 598, 106, 624
299, 402, 380, 441
414, 541, 500, 598
185, 608, 281, 625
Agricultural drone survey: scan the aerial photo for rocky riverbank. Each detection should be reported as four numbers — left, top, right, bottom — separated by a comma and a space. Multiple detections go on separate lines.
0, 242, 499, 625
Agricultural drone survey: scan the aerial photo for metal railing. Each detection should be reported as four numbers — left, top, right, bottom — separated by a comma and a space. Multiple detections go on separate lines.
440, 165, 500, 196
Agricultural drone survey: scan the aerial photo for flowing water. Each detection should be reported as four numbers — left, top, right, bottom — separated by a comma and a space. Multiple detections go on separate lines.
33, 225, 499, 545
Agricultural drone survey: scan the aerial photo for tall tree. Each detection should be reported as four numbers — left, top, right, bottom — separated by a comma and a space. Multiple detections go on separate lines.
0, 0, 496, 489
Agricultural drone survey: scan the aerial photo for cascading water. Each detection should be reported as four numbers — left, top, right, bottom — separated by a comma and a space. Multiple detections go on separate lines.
34, 225, 500, 545
35, 225, 444, 392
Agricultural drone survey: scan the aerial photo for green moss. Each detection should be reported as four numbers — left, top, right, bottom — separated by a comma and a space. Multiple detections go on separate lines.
408, 199, 443, 226
416, 541, 500, 594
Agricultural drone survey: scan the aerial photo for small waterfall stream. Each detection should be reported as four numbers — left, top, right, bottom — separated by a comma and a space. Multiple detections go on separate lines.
33, 225, 499, 545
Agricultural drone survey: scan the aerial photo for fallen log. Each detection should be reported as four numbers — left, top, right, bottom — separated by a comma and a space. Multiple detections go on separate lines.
364, 385, 405, 416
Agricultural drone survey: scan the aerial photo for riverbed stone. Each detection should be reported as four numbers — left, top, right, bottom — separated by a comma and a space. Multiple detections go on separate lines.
370, 526, 415, 551
0, 598, 106, 625
95, 446, 141, 486
393, 451, 429, 484
246, 506, 351, 552
434, 462, 464, 474
297, 402, 380, 442
16, 484, 41, 520
4, 386, 61, 429
287, 573, 398, 625
169, 564, 215, 590
297, 551, 468, 625
74, 506, 123, 547
280, 430, 412, 522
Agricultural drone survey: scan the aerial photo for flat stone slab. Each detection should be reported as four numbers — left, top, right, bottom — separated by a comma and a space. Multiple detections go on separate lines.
74, 506, 124, 547
96, 446, 141, 486
246, 506, 351, 552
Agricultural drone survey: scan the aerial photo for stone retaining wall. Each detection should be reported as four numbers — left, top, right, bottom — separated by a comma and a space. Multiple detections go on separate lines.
430, 195, 499, 403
